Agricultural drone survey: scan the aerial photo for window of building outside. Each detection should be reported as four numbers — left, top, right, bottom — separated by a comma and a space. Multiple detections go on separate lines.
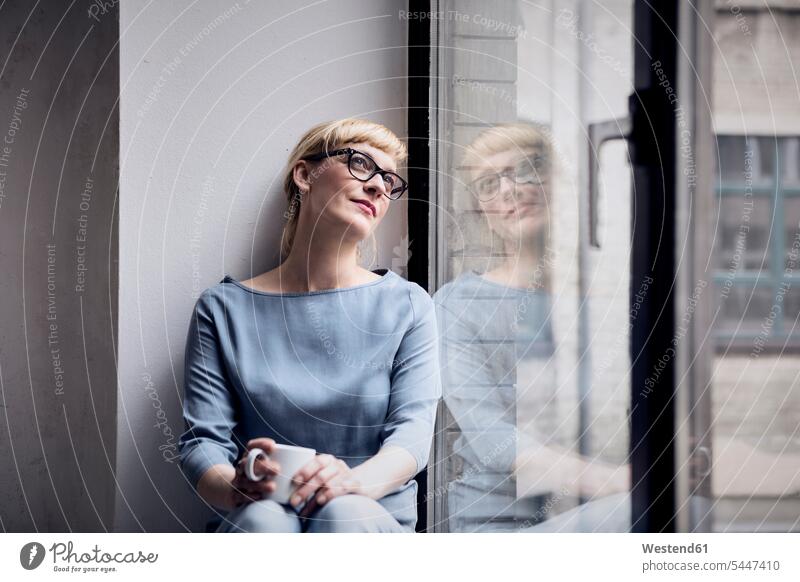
714, 136, 800, 346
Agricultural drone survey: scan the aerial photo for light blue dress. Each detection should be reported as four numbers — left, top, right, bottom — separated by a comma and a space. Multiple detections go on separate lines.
434, 270, 632, 532
433, 270, 556, 531
179, 268, 441, 531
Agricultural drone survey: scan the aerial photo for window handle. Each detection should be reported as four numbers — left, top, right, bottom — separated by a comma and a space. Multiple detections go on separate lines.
694, 445, 712, 479
588, 116, 632, 248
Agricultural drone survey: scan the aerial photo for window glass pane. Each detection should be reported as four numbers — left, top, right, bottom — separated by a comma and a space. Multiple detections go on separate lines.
782, 138, 800, 186
755, 136, 777, 184
717, 284, 776, 336
781, 187, 800, 335
715, 195, 772, 272
784, 285, 800, 331
716, 136, 774, 187
716, 136, 747, 183
785, 197, 800, 271
434, 0, 632, 532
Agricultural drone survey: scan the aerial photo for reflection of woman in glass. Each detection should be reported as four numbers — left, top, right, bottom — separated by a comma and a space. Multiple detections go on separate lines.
179, 119, 440, 533
434, 124, 630, 532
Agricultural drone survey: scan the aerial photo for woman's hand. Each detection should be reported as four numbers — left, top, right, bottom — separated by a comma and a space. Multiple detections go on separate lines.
290, 454, 362, 517
514, 445, 631, 499
585, 461, 631, 498
230, 438, 282, 507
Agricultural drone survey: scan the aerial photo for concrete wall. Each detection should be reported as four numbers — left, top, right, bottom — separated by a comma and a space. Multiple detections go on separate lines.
713, 7, 800, 134
117, 0, 409, 531
0, 1, 119, 531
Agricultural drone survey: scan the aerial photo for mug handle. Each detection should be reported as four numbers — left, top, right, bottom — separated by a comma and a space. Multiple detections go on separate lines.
244, 447, 267, 482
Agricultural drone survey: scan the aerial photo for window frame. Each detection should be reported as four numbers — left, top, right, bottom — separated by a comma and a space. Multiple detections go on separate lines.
407, 0, 435, 532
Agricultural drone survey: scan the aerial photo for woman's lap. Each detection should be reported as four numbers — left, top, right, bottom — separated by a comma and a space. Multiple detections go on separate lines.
215, 494, 409, 533
216, 498, 302, 533
520, 492, 631, 533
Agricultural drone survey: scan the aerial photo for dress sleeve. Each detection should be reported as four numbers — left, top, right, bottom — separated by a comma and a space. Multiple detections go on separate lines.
178, 290, 239, 491
379, 285, 442, 475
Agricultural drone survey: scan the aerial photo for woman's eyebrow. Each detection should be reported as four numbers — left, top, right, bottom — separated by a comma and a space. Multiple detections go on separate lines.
377, 155, 398, 173
363, 150, 396, 173
476, 165, 514, 178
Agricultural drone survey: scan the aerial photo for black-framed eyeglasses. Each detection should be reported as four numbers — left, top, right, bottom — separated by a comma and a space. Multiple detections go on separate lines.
468, 154, 549, 202
302, 147, 408, 200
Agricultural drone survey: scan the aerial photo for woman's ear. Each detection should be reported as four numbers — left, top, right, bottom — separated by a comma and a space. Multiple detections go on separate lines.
292, 160, 312, 193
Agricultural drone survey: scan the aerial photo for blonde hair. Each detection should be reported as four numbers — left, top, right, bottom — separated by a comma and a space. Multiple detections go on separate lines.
280, 118, 408, 259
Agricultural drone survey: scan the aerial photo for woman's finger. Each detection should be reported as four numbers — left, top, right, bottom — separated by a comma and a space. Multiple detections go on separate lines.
295, 458, 354, 505
314, 485, 334, 506
299, 482, 348, 516
290, 469, 326, 506
297, 463, 340, 502
252, 456, 281, 479
245, 438, 276, 454
235, 456, 248, 475
291, 454, 334, 487
235, 479, 275, 497
234, 472, 278, 495
290, 455, 336, 505
297, 469, 356, 516
237, 450, 280, 482
251, 480, 278, 496
315, 475, 356, 505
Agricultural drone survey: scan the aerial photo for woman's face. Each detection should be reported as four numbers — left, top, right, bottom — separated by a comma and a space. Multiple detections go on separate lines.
471, 146, 550, 242
299, 142, 397, 244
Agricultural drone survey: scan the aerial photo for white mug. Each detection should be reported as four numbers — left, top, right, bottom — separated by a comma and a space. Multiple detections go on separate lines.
245, 444, 316, 504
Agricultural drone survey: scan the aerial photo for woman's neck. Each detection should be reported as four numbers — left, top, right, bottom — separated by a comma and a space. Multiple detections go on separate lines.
278, 233, 367, 292
484, 238, 547, 290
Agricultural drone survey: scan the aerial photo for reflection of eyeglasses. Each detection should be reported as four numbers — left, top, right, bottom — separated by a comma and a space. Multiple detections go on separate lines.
302, 148, 408, 200
469, 155, 549, 202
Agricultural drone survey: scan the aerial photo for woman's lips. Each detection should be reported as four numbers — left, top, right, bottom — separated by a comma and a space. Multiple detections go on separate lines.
508, 202, 542, 216
352, 200, 376, 217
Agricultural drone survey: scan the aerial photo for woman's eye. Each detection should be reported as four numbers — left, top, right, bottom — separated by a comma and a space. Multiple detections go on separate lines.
517, 158, 547, 182
383, 174, 394, 186
482, 176, 499, 190
516, 160, 534, 173
352, 155, 370, 170
531, 156, 548, 172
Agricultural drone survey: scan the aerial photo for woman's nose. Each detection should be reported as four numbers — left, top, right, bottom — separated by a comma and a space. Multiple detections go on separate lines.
363, 173, 388, 197
497, 175, 516, 200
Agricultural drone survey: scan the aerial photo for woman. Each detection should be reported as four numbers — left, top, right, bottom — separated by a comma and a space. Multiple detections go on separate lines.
179, 119, 441, 533
433, 123, 630, 532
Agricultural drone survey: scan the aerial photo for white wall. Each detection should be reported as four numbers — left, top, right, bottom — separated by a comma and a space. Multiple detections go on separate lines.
118, 0, 408, 531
